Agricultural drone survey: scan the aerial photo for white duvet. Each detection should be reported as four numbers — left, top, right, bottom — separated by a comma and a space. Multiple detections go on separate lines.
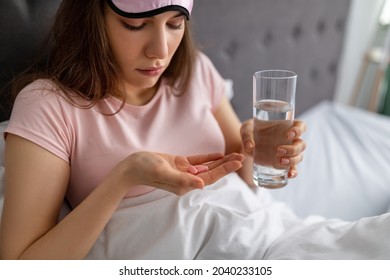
86, 172, 390, 260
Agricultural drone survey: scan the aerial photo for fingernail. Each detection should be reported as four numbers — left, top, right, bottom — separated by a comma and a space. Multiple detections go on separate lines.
245, 141, 254, 150
288, 131, 296, 139
277, 148, 287, 155
281, 158, 290, 165
191, 180, 203, 189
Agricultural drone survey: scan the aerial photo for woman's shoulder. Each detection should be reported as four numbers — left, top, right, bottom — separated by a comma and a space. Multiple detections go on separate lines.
193, 51, 223, 79
7, 79, 74, 164
189, 52, 226, 111
16, 79, 85, 110
21, 78, 58, 91
16, 79, 62, 101
194, 51, 215, 70
13, 79, 79, 121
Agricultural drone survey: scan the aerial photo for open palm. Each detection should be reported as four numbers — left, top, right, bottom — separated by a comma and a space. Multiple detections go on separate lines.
128, 152, 245, 195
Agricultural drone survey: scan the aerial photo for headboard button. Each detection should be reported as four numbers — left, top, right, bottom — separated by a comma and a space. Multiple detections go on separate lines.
317, 20, 326, 35
292, 25, 302, 41
263, 31, 274, 47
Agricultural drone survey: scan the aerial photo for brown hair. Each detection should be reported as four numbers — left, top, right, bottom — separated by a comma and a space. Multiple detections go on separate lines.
11, 0, 197, 111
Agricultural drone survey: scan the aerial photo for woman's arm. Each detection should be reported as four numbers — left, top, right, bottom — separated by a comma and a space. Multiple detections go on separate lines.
0, 134, 130, 259
0, 134, 244, 260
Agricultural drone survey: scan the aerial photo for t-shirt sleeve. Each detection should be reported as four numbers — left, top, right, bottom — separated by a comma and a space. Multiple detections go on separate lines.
195, 52, 228, 112
5, 80, 72, 163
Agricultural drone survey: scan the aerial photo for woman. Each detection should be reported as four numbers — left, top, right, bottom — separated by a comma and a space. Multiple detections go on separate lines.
0, 0, 306, 259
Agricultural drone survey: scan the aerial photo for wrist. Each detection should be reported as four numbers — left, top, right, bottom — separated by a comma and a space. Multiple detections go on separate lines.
104, 158, 137, 198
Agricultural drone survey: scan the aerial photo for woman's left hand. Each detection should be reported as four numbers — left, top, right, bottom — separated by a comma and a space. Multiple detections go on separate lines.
277, 120, 307, 178
240, 119, 307, 179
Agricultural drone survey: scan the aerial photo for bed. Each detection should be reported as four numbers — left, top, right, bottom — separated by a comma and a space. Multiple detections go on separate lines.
1, 0, 390, 260
1, 102, 390, 259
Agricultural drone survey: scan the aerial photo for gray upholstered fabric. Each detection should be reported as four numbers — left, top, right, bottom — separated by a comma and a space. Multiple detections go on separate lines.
0, 0, 62, 122
192, 0, 351, 120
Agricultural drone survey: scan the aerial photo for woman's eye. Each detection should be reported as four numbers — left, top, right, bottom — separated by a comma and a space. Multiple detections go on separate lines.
167, 23, 183, 30
167, 18, 184, 30
122, 22, 146, 31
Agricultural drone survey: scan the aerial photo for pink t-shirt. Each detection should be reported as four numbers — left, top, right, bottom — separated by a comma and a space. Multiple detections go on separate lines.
5, 52, 227, 208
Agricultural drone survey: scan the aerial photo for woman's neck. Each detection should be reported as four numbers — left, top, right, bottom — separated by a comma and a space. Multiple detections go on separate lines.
121, 82, 160, 106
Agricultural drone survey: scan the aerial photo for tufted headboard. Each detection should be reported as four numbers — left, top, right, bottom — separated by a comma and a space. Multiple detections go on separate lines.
0, 0, 351, 122
0, 0, 62, 122
192, 0, 351, 120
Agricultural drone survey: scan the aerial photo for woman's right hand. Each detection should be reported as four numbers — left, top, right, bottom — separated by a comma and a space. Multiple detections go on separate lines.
117, 152, 245, 195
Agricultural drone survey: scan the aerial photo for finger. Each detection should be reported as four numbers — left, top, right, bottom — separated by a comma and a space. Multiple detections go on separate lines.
240, 120, 255, 153
198, 160, 243, 185
184, 154, 221, 174
154, 169, 205, 195
187, 164, 209, 175
187, 153, 224, 165
280, 153, 304, 166
194, 165, 209, 174
277, 138, 306, 156
288, 166, 298, 178
287, 120, 307, 139
206, 153, 245, 170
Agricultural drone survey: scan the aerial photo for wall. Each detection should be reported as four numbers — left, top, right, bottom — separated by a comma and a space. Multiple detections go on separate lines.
334, 0, 385, 105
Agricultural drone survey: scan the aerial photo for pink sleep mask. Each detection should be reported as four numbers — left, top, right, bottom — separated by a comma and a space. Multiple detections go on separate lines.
105, 0, 193, 19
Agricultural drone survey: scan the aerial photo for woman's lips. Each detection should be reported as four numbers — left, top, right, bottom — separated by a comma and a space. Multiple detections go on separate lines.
137, 67, 164, 76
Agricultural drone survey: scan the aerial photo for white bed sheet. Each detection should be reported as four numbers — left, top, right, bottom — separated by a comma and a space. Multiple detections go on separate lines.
268, 101, 390, 221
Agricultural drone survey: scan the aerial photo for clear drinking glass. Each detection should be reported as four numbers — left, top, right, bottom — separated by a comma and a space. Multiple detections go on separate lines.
252, 70, 297, 189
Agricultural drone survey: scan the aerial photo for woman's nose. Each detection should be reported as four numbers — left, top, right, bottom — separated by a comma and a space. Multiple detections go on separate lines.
145, 27, 169, 59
